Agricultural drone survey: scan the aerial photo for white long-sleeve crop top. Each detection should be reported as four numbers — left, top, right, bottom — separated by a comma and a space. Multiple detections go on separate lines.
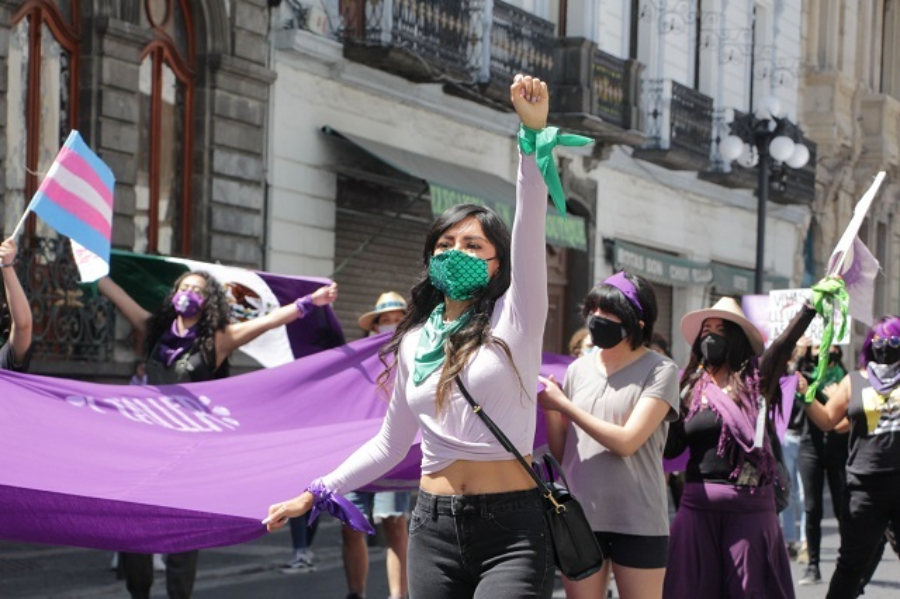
319, 152, 548, 494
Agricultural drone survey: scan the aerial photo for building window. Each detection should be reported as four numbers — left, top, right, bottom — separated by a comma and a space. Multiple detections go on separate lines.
4, 0, 79, 236
135, 0, 195, 255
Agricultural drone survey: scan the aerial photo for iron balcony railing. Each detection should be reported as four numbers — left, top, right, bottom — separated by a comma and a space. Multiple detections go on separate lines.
486, 1, 554, 93
13, 236, 115, 363
337, 0, 481, 81
592, 48, 628, 127
641, 79, 714, 168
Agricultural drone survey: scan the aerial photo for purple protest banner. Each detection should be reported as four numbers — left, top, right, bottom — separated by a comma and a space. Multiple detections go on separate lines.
0, 335, 574, 553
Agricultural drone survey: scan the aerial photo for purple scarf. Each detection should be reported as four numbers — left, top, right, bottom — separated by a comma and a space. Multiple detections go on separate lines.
866, 361, 900, 395
685, 370, 776, 486
157, 321, 200, 367
307, 479, 375, 534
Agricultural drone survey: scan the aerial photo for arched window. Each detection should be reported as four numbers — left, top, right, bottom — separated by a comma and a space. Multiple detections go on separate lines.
135, 0, 195, 255
4, 0, 79, 236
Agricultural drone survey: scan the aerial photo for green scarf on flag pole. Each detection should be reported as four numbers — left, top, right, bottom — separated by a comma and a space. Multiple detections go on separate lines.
805, 276, 849, 403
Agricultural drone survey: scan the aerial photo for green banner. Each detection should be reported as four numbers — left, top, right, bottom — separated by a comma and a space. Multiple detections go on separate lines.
711, 263, 790, 295
613, 240, 713, 287
429, 184, 587, 251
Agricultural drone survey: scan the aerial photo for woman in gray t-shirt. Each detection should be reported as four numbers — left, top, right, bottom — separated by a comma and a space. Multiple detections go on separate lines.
539, 272, 679, 599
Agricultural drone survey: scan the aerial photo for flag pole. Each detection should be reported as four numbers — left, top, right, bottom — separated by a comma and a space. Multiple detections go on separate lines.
9, 206, 32, 240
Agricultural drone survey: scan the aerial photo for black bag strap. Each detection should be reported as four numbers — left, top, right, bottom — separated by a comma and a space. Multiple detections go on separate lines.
454, 377, 565, 512
541, 453, 573, 490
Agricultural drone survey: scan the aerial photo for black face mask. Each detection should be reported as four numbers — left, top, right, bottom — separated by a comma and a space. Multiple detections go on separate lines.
873, 346, 900, 366
700, 333, 728, 367
587, 315, 627, 349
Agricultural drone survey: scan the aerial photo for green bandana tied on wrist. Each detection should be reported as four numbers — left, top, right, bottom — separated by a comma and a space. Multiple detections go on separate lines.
413, 303, 472, 386
805, 276, 849, 404
518, 125, 593, 217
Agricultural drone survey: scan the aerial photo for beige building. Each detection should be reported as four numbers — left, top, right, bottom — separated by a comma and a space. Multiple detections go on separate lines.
802, 0, 900, 341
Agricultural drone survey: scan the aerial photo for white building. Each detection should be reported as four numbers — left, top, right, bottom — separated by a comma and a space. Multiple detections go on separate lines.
267, 0, 812, 362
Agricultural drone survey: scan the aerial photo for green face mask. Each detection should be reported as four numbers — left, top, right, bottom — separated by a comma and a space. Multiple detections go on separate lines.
429, 249, 491, 301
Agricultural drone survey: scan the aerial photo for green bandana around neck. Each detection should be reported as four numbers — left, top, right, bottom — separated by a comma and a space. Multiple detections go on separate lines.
413, 303, 472, 386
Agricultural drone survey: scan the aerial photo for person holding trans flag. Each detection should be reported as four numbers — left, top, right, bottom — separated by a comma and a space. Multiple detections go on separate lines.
0, 237, 33, 373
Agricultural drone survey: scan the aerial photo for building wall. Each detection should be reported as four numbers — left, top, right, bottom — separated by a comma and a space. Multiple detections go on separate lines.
268, 31, 520, 278
802, 0, 900, 345
0, 0, 276, 377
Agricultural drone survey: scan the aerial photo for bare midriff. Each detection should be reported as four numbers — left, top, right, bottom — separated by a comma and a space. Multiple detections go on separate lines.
419, 456, 537, 495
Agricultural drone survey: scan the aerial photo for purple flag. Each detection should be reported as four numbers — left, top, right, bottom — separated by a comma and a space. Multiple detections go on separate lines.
0, 335, 573, 553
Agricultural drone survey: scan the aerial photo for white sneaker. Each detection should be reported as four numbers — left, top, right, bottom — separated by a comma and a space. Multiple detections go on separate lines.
280, 550, 315, 574
153, 554, 166, 572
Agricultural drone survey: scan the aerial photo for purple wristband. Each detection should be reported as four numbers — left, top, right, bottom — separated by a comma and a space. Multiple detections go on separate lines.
294, 294, 315, 317
306, 479, 375, 534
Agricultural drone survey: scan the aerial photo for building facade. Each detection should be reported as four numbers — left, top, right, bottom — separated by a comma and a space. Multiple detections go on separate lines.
0, 0, 276, 378
270, 0, 812, 362
801, 0, 900, 349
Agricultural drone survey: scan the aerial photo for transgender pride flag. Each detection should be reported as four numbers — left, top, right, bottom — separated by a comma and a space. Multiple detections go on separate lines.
24, 130, 115, 281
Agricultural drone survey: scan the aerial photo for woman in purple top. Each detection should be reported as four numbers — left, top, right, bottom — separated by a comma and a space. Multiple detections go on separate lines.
265, 75, 560, 599
98, 272, 337, 599
663, 297, 815, 598
804, 316, 900, 598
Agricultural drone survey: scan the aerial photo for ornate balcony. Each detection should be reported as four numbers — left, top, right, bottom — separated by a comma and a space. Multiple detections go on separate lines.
13, 236, 116, 373
477, 0, 555, 107
338, 0, 480, 83
550, 37, 645, 146
633, 79, 714, 171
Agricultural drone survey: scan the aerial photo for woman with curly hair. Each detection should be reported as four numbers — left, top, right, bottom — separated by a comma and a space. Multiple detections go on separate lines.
265, 74, 559, 599
98, 271, 336, 599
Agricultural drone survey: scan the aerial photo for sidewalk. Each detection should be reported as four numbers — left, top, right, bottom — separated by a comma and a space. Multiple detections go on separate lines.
2, 515, 899, 598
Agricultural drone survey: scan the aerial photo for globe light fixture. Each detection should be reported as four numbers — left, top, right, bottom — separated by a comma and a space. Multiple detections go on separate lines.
719, 135, 744, 162
768, 136, 795, 162
719, 100, 811, 293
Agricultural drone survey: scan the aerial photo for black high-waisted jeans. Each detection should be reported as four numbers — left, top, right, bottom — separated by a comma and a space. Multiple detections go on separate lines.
408, 488, 554, 599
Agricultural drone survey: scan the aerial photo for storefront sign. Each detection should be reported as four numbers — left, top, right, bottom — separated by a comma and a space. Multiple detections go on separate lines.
613, 240, 713, 286
430, 184, 587, 251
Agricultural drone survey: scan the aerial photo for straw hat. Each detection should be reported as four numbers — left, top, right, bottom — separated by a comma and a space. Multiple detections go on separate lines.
680, 297, 765, 355
358, 291, 407, 332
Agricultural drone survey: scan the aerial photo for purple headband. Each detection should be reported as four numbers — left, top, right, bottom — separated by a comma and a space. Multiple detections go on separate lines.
602, 271, 644, 318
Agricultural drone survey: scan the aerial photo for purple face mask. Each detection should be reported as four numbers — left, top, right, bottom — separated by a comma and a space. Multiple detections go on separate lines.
172, 290, 204, 318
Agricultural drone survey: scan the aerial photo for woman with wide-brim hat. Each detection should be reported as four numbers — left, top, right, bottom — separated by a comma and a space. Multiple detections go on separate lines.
663, 296, 816, 598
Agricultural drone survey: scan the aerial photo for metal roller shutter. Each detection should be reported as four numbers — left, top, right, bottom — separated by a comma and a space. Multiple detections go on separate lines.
653, 283, 674, 348
333, 177, 432, 342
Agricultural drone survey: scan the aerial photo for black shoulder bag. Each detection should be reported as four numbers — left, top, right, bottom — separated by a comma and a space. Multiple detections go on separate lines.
455, 377, 604, 581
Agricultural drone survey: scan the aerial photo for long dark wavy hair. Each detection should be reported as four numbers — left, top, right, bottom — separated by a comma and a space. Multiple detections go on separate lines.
679, 318, 760, 411
377, 204, 515, 412
144, 271, 231, 372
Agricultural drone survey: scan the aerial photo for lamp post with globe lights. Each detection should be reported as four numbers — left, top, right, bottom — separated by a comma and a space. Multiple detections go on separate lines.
717, 96, 811, 293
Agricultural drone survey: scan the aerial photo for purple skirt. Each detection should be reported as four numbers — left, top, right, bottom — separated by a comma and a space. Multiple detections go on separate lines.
663, 482, 795, 599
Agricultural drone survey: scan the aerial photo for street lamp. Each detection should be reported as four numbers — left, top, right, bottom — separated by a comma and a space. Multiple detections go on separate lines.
718, 96, 810, 293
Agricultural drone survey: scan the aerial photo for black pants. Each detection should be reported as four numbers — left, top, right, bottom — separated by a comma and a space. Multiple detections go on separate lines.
798, 435, 847, 566
826, 472, 900, 599
121, 550, 199, 599
407, 489, 554, 598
